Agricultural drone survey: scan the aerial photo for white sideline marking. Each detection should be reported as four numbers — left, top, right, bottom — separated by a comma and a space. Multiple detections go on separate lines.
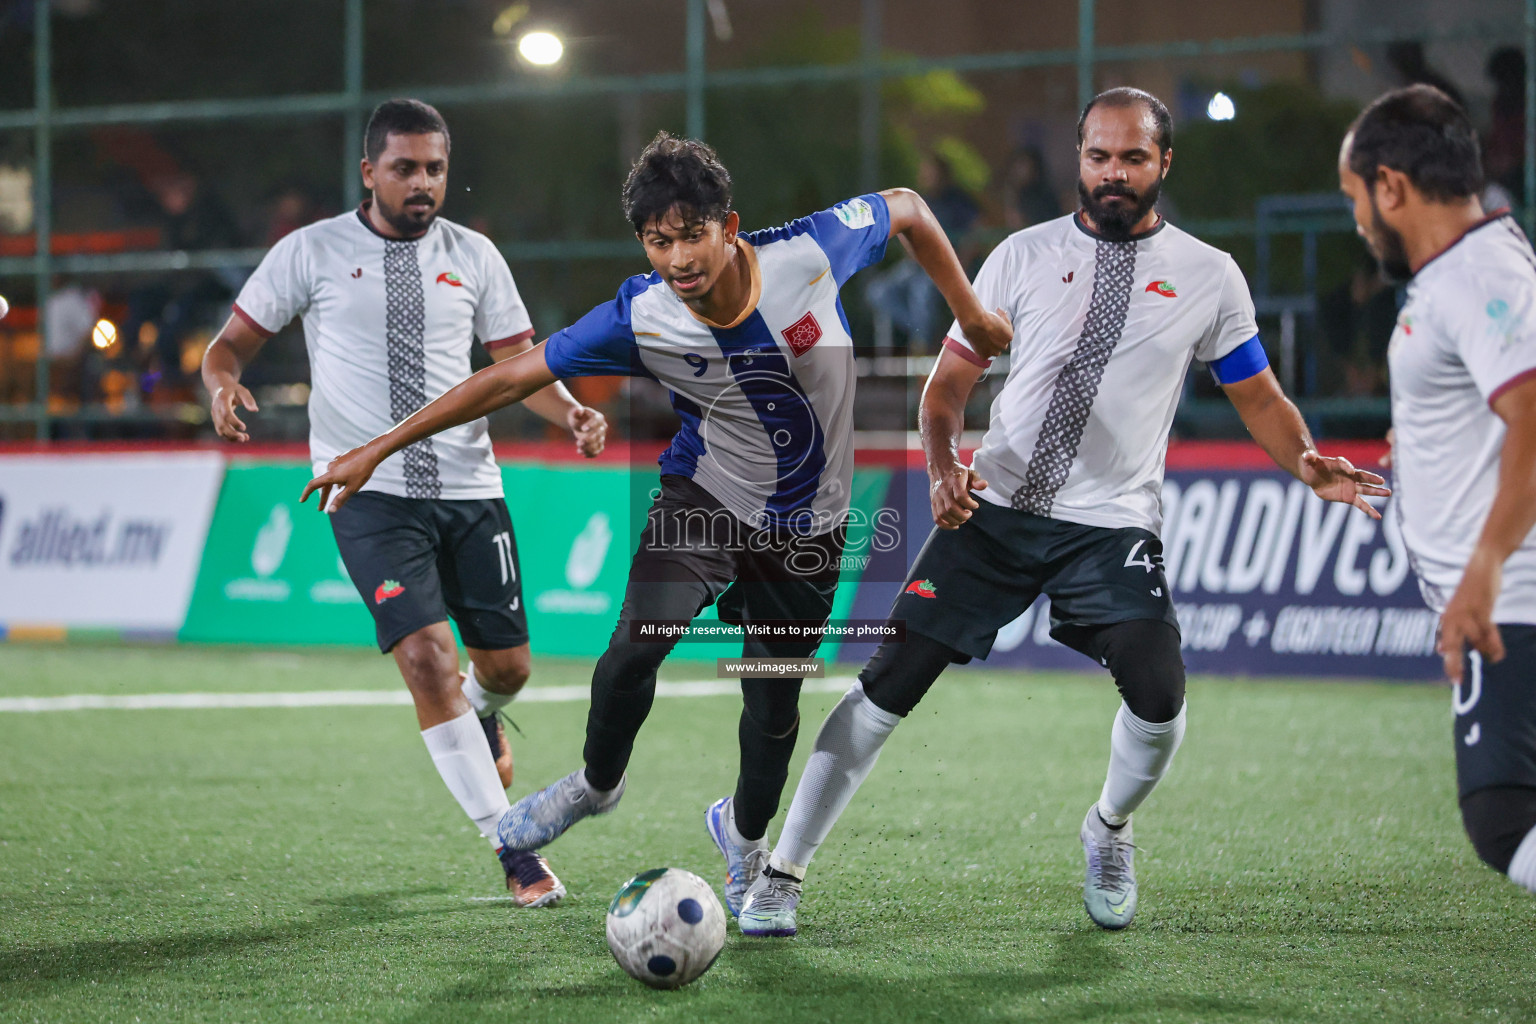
0, 676, 858, 713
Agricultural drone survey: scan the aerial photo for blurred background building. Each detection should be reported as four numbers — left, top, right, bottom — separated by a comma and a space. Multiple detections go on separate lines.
0, 0, 1528, 445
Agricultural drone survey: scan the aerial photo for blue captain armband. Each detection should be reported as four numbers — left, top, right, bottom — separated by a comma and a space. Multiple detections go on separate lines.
1209, 335, 1269, 385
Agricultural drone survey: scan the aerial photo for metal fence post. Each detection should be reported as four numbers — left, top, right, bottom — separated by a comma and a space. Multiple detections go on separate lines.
1525, 0, 1534, 239
859, 0, 883, 193
32, 0, 51, 442
686, 0, 706, 140
1077, 0, 1096, 114
343, 0, 364, 210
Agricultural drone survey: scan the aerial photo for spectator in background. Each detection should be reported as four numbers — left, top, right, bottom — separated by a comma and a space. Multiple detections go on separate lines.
125, 171, 246, 393
1318, 250, 1397, 397
865, 154, 981, 350
264, 184, 325, 246
1002, 146, 1062, 230
1485, 47, 1526, 208
44, 281, 99, 405
1387, 41, 1465, 110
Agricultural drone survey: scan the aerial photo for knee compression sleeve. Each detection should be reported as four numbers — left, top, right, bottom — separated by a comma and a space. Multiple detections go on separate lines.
858, 631, 965, 718
1089, 619, 1186, 724
1460, 785, 1536, 875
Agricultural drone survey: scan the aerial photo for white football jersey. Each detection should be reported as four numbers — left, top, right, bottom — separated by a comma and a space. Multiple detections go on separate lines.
947, 213, 1259, 534
542, 195, 891, 534
233, 206, 535, 499
1388, 211, 1536, 623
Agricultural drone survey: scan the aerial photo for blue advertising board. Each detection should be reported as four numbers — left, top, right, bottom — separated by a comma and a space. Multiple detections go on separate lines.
840, 457, 1440, 681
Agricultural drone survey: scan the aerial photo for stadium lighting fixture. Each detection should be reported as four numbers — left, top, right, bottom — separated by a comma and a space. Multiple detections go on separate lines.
91, 318, 118, 350
1207, 92, 1236, 121
517, 30, 564, 66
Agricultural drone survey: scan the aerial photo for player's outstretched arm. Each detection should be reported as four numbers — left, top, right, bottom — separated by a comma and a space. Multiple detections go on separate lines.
201, 314, 267, 442
302, 342, 560, 512
880, 187, 1013, 358
1437, 375, 1536, 682
920, 347, 989, 530
489, 339, 607, 458
1222, 366, 1391, 519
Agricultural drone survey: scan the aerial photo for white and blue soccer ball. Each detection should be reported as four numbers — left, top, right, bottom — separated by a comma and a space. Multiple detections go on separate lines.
606, 867, 727, 989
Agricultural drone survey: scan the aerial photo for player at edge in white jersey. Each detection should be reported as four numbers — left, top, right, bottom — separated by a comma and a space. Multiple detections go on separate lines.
1341, 84, 1536, 895
201, 99, 606, 908
735, 87, 1390, 937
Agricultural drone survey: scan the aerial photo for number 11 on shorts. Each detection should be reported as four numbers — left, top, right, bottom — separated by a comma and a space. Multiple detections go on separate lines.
492, 531, 517, 585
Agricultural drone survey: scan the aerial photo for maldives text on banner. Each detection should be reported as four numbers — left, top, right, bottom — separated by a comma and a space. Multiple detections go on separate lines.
0, 453, 225, 633
841, 461, 1440, 681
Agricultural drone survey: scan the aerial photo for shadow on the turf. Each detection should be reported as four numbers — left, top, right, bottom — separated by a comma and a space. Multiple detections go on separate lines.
378, 927, 1276, 1023
0, 887, 445, 992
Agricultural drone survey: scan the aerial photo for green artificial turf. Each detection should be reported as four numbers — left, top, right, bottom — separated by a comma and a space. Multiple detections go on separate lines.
0, 644, 1531, 1022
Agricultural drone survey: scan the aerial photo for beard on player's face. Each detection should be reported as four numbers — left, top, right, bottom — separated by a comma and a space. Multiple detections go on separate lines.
1365, 193, 1413, 283
1078, 172, 1162, 240
375, 190, 439, 237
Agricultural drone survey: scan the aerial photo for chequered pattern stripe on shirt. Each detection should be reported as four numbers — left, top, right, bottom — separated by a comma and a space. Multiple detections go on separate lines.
383, 239, 441, 499
1012, 238, 1138, 516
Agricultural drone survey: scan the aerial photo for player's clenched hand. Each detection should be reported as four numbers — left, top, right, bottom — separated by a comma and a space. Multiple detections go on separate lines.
1299, 450, 1391, 520
960, 308, 1014, 361
210, 383, 259, 442
569, 405, 607, 458
1438, 552, 1506, 685
300, 442, 382, 514
929, 462, 987, 530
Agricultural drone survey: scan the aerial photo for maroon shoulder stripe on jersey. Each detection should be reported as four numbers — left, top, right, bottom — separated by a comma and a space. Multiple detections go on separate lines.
484, 328, 537, 351
1489, 367, 1536, 409
231, 303, 275, 338
942, 335, 991, 368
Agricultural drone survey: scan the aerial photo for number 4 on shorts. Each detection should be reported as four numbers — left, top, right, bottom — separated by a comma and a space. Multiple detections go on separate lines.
1123, 539, 1160, 573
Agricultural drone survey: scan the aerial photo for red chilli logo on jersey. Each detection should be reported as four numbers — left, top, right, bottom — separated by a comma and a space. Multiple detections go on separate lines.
782, 311, 823, 357
436, 272, 464, 287
905, 579, 937, 599
1145, 280, 1177, 298
375, 580, 405, 604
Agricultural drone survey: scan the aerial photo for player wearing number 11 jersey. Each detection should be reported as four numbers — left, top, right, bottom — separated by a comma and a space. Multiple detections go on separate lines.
202, 100, 608, 907
740, 88, 1389, 937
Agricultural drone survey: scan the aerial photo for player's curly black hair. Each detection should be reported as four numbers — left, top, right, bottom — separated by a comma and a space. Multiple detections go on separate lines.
622, 131, 733, 234
364, 99, 450, 163
1346, 85, 1482, 201
1078, 87, 1173, 155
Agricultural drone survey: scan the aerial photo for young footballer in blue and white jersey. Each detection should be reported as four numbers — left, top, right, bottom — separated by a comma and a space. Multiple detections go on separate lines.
303, 132, 1013, 914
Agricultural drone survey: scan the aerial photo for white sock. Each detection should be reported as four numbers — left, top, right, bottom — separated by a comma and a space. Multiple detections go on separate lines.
1507, 824, 1536, 893
461, 664, 515, 717
1098, 701, 1187, 825
421, 709, 512, 849
770, 682, 901, 876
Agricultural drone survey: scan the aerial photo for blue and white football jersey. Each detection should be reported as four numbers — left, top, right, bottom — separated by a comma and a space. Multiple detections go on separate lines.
544, 194, 890, 535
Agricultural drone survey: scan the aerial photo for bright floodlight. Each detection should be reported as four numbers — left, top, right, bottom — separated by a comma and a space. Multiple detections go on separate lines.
1207, 92, 1236, 121
92, 318, 117, 350
518, 31, 563, 66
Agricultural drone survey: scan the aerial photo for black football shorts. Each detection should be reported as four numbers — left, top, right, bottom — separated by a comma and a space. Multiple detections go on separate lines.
1454, 624, 1536, 798
329, 490, 529, 653
891, 495, 1180, 663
